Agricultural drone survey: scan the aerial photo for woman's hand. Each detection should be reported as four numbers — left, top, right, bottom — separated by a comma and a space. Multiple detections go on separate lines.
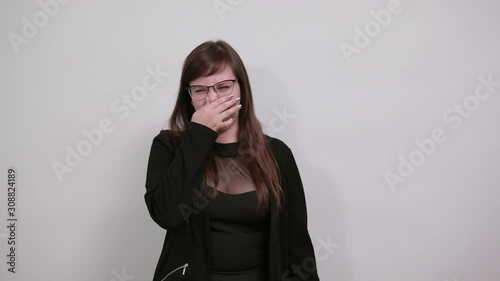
191, 94, 241, 133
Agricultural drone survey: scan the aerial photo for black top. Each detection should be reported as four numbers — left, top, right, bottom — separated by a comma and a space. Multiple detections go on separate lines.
208, 142, 270, 272
209, 191, 270, 272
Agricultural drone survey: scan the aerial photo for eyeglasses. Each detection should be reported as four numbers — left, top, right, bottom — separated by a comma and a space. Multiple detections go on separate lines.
187, 79, 238, 101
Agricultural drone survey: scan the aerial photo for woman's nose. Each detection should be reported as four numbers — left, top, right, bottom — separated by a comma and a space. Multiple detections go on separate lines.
206, 87, 219, 103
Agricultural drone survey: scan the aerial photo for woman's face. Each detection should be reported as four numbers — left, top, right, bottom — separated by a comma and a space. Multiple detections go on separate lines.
189, 64, 241, 111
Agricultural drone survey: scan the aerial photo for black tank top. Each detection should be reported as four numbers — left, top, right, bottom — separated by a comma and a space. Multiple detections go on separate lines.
208, 142, 270, 272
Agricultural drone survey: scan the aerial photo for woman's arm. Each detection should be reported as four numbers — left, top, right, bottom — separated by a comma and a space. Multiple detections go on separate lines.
285, 147, 321, 280
144, 121, 218, 230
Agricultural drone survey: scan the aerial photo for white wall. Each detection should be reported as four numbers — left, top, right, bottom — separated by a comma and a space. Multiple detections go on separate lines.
1, 0, 499, 280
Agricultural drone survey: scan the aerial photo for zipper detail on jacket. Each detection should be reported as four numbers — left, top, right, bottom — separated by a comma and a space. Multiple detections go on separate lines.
160, 263, 189, 281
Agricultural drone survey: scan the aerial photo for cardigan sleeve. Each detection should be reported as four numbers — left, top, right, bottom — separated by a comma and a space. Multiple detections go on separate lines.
285, 147, 321, 280
144, 121, 218, 230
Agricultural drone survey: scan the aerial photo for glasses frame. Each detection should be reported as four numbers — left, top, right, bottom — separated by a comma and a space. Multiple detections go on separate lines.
187, 78, 238, 101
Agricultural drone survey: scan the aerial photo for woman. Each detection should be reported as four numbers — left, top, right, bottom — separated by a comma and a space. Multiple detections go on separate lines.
144, 40, 320, 281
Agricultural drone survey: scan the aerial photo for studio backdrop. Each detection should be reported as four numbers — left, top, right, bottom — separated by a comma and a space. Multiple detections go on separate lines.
1, 0, 499, 280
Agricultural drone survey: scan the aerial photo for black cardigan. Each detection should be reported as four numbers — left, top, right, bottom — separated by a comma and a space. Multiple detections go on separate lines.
144, 121, 320, 281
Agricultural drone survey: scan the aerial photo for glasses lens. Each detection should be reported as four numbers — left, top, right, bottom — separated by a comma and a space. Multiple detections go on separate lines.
189, 86, 208, 100
214, 81, 234, 96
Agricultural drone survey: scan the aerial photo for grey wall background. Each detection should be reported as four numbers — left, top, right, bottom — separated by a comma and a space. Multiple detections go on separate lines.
1, 0, 499, 280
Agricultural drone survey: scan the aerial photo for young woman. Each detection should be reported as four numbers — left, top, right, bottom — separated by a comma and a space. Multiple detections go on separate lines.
144, 40, 320, 281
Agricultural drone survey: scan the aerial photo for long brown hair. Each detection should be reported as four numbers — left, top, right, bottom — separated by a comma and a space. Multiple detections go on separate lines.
166, 40, 284, 215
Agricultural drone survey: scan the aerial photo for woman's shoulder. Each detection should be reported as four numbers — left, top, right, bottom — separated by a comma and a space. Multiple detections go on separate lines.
150, 129, 180, 150
264, 134, 293, 162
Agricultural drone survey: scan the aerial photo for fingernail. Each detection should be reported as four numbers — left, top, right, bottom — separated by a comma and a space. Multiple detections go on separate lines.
235, 97, 240, 101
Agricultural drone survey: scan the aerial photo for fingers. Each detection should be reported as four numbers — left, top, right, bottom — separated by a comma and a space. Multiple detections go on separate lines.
220, 117, 234, 128
215, 96, 240, 114
207, 94, 235, 110
217, 96, 242, 127
227, 100, 242, 115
